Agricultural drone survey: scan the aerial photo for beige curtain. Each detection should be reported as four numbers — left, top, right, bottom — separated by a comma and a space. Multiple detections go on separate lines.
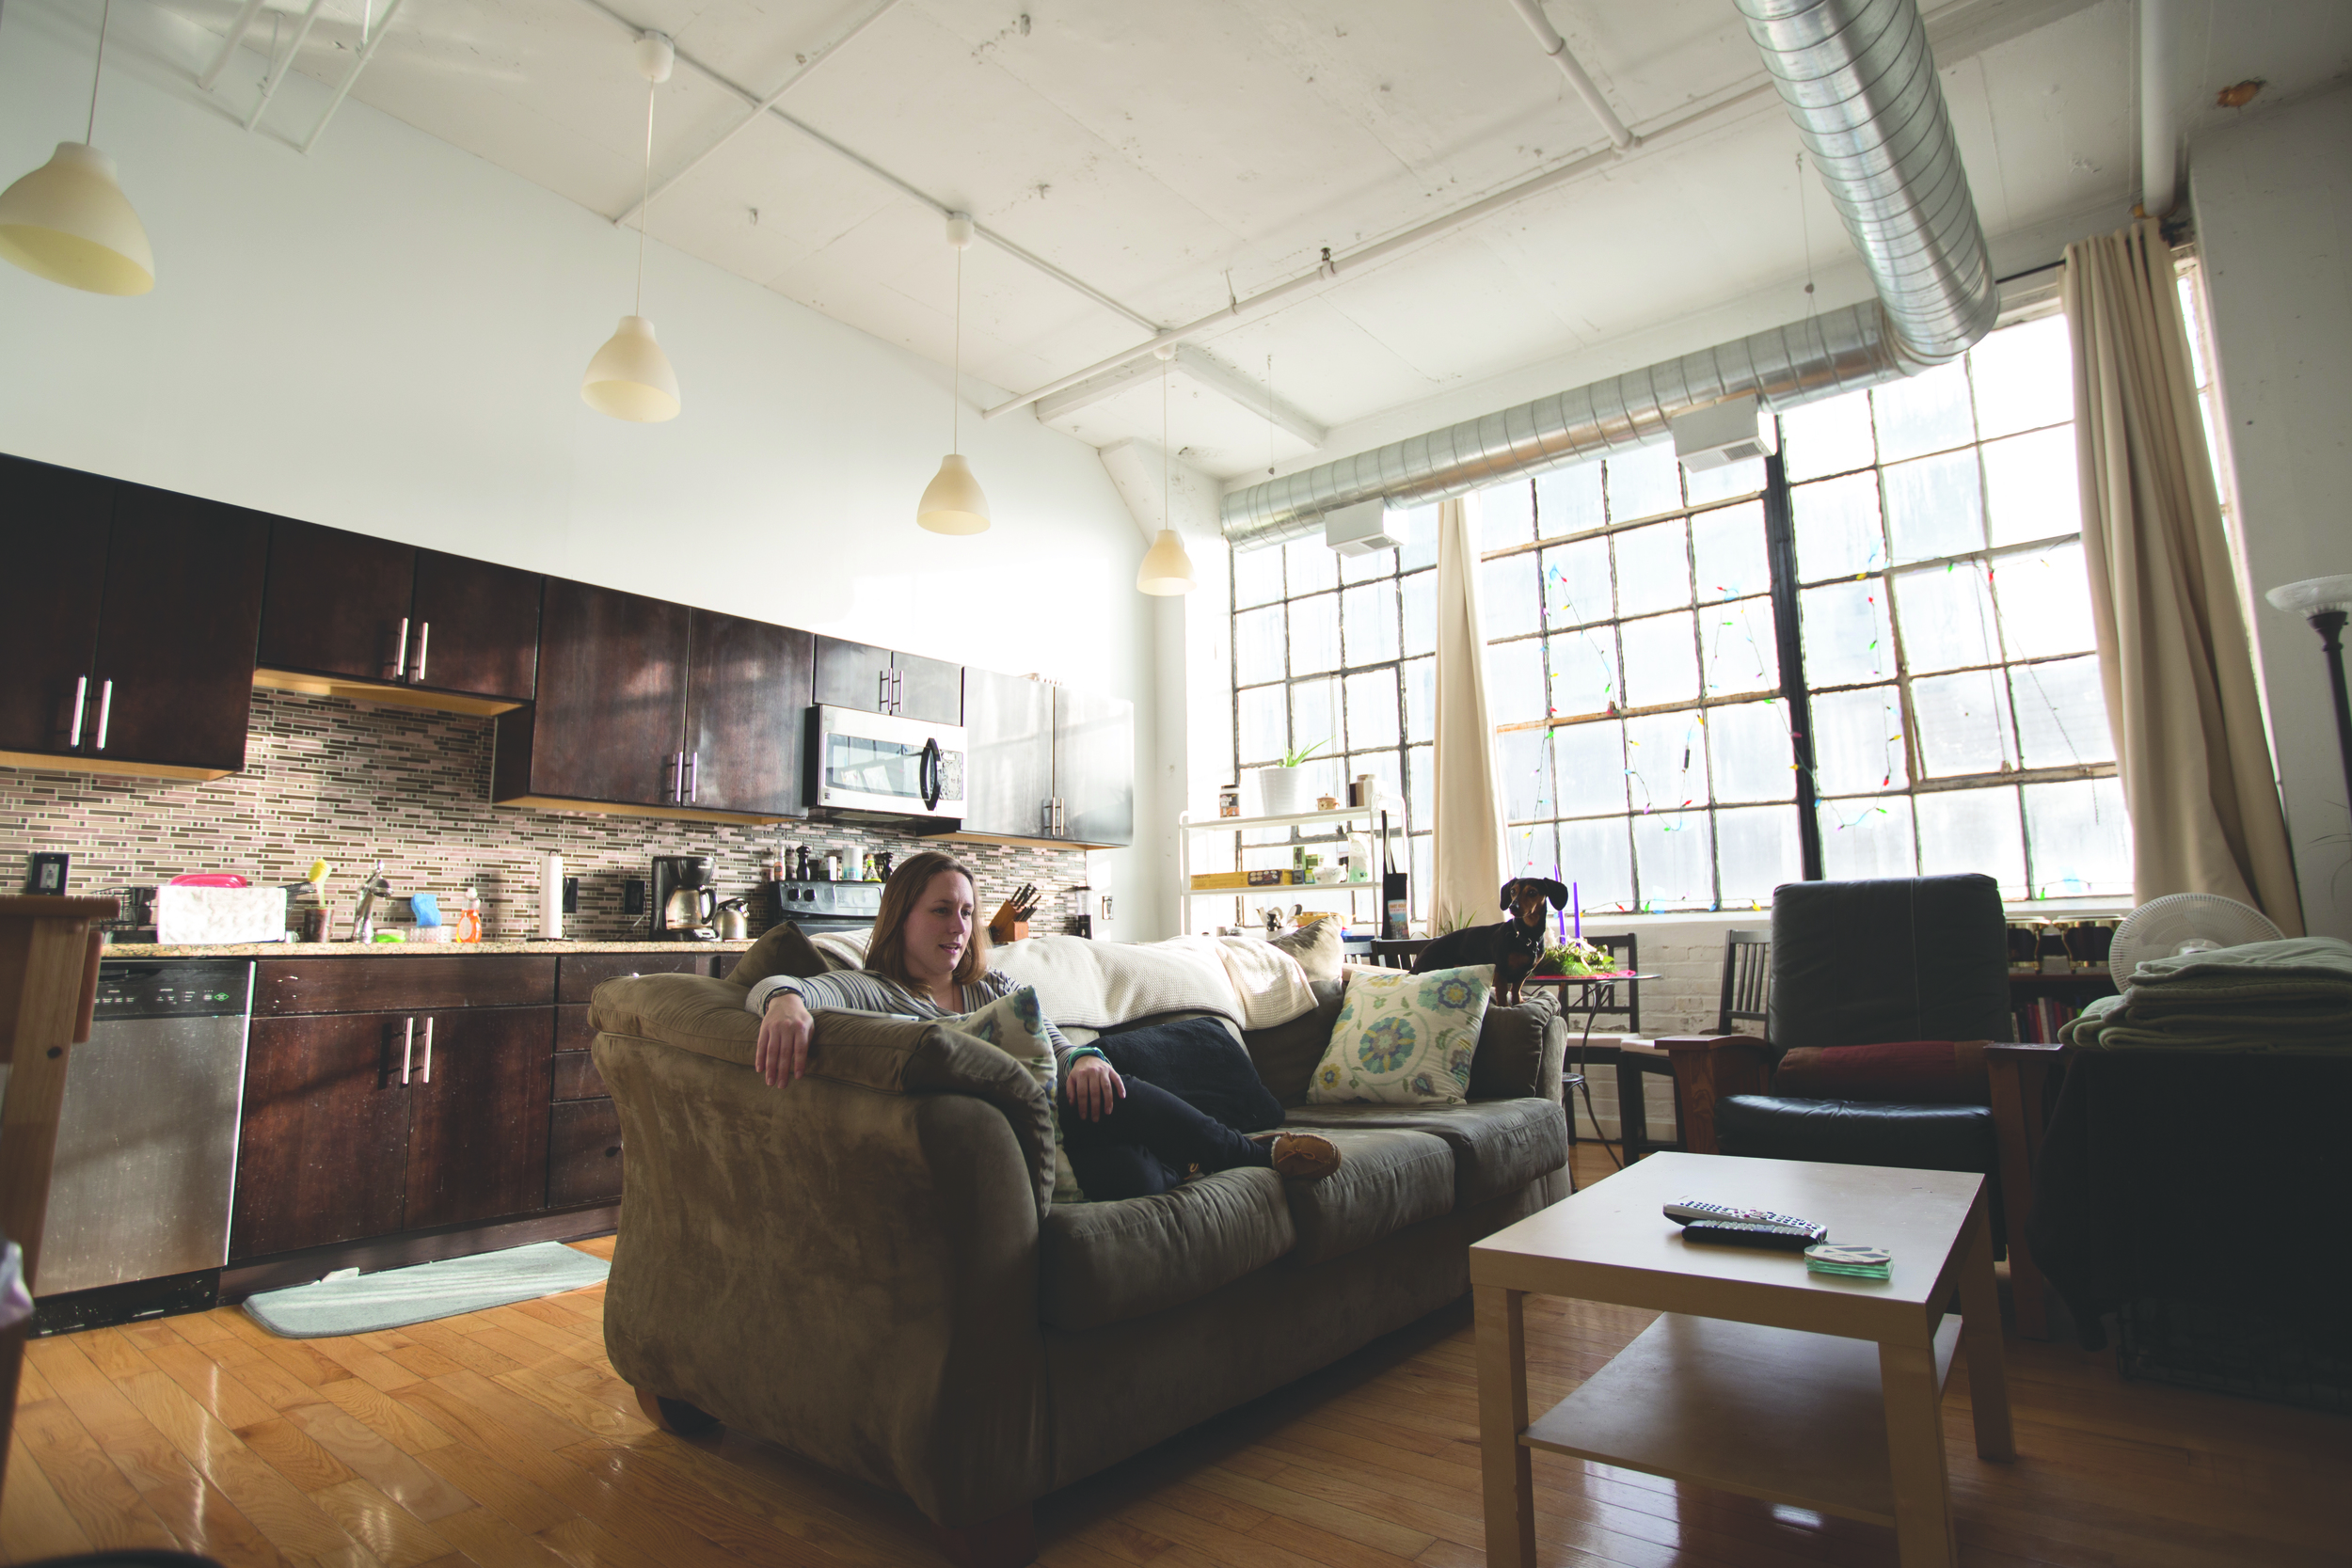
2064, 219, 2302, 932
1431, 496, 1506, 933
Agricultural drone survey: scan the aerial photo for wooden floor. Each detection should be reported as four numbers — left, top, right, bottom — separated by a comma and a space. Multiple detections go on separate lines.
4, 1146, 2348, 1568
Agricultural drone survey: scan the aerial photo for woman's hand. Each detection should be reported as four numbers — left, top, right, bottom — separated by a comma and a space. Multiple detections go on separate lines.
755, 991, 814, 1088
1063, 1054, 1125, 1121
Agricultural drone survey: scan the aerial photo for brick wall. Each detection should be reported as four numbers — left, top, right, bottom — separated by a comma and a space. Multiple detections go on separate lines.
0, 689, 1087, 942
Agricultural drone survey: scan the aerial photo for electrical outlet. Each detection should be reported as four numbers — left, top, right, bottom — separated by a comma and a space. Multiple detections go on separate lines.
562, 877, 580, 914
623, 879, 646, 915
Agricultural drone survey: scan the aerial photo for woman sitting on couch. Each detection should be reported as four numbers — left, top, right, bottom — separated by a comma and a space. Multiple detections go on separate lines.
746, 849, 1337, 1198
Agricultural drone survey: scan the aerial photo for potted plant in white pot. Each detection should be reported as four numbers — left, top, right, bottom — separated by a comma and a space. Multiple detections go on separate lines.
1253, 737, 1329, 817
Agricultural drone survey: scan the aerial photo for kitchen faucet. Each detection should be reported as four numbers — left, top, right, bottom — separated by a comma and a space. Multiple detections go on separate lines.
350, 862, 395, 942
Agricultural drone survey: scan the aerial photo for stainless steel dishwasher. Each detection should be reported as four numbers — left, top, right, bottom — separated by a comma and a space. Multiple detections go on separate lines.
7, 958, 253, 1333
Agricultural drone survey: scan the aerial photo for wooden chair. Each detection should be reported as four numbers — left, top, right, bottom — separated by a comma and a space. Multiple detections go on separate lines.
1716, 927, 1771, 1035
0, 895, 115, 1494
1366, 938, 1429, 970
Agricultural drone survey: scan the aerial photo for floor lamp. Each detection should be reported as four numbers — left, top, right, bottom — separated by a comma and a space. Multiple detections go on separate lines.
2265, 574, 2352, 831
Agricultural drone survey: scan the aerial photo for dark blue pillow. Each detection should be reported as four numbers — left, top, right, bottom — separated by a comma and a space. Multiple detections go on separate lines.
1096, 1015, 1284, 1132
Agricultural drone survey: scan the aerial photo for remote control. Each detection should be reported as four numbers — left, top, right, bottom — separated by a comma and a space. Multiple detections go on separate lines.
1664, 1197, 1822, 1232
1680, 1218, 1829, 1249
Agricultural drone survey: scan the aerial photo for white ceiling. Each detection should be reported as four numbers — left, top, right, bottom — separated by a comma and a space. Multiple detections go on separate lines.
156, 0, 2352, 482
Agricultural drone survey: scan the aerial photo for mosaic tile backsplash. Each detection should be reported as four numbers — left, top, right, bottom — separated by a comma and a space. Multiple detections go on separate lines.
0, 689, 1089, 942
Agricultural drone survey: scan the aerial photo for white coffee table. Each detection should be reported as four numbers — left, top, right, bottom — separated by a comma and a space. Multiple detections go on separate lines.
1470, 1151, 2012, 1568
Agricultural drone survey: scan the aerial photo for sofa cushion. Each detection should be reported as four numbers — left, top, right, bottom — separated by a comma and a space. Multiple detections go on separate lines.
1245, 981, 1348, 1106
1281, 1098, 1567, 1207
1307, 966, 1491, 1105
1097, 1016, 1284, 1133
1773, 1039, 1992, 1106
1267, 918, 1344, 984
1040, 1167, 1294, 1330
1281, 1128, 1456, 1265
1469, 990, 1560, 1101
722, 922, 842, 990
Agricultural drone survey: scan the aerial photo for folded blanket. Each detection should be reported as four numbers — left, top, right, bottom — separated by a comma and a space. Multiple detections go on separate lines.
2061, 937, 2352, 1053
989, 933, 1316, 1031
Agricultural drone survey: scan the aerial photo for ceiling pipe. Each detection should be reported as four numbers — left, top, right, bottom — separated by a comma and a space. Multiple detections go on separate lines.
1502, 0, 1637, 150
246, 0, 327, 133
2137, 0, 2179, 218
197, 0, 269, 91
299, 0, 409, 153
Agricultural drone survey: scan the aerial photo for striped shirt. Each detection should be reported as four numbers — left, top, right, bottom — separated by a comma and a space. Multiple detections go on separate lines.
745, 966, 1095, 1079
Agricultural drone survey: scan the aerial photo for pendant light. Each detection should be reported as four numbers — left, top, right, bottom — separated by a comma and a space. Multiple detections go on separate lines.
1136, 345, 1197, 595
917, 213, 991, 533
581, 32, 680, 422
0, 0, 154, 296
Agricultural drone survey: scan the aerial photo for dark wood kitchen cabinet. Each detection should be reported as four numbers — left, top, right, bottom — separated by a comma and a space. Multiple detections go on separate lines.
496, 578, 812, 821
401, 1006, 554, 1229
0, 455, 267, 780
256, 518, 539, 711
232, 1012, 413, 1257
815, 635, 962, 724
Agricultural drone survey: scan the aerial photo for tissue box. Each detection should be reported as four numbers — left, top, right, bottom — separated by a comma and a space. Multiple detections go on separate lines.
155, 885, 288, 945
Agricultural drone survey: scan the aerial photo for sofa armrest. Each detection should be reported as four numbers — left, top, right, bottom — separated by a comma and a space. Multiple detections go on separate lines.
1985, 1040, 2066, 1339
1656, 1034, 1772, 1155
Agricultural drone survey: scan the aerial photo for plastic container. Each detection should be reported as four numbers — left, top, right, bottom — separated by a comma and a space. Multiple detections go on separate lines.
457, 888, 482, 943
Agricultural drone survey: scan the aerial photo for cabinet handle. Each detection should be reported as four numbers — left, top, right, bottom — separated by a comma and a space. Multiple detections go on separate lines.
421, 1016, 433, 1084
402, 1016, 413, 1085
879, 669, 892, 712
392, 616, 409, 680
69, 675, 87, 748
1041, 800, 1054, 836
412, 621, 430, 685
1057, 798, 1067, 836
94, 680, 112, 751
688, 750, 699, 802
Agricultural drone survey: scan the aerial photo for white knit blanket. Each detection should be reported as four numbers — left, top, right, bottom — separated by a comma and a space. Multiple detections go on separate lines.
990, 934, 1316, 1031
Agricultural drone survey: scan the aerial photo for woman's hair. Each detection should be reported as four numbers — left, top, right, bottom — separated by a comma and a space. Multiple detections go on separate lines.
866, 850, 991, 990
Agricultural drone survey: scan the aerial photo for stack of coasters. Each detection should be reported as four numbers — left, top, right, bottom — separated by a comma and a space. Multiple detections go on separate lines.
1804, 1243, 1892, 1279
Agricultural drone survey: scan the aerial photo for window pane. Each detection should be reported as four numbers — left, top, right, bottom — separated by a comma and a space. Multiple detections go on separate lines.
2025, 777, 2133, 897
1234, 604, 1285, 685
1819, 795, 1916, 880
1631, 809, 1711, 910
1607, 445, 1682, 522
1559, 816, 1634, 913
1292, 676, 1340, 759
1347, 750, 1404, 820
1549, 626, 1621, 719
1982, 425, 2081, 546
1543, 536, 1612, 627
1482, 552, 1541, 640
1507, 819, 1559, 881
1344, 668, 1400, 751
1872, 360, 1975, 461
1717, 804, 1800, 908
1614, 519, 1692, 617
1991, 543, 2097, 658
1883, 449, 1984, 563
1497, 729, 1551, 823
1916, 785, 2026, 896
1284, 537, 1338, 596
1479, 481, 1535, 549
1341, 543, 1395, 584
1781, 388, 1876, 481
2010, 655, 2114, 768
1970, 315, 2073, 438
1624, 709, 1708, 814
1403, 655, 1435, 744
1619, 610, 1700, 708
1341, 579, 1399, 665
1893, 560, 1998, 673
2178, 276, 2209, 388
1554, 719, 1629, 817
1486, 639, 1549, 724
1692, 500, 1769, 601
1401, 568, 1437, 657
1407, 746, 1432, 832
1535, 461, 1604, 538
1708, 700, 1793, 803
1237, 684, 1286, 765
1799, 578, 1895, 688
1809, 684, 1909, 794
1792, 471, 1884, 580
1684, 455, 1767, 507
1288, 592, 1340, 675
1703, 595, 1780, 697
1912, 667, 2015, 778
1412, 833, 1432, 924
1394, 504, 1438, 572
1233, 545, 1284, 609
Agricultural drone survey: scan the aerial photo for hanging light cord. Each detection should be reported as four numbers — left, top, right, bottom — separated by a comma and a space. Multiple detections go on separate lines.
87, 0, 114, 145
634, 73, 656, 315
1163, 356, 1171, 530
951, 244, 963, 455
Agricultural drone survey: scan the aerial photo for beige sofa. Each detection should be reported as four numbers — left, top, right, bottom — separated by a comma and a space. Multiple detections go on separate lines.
585, 963, 1569, 1566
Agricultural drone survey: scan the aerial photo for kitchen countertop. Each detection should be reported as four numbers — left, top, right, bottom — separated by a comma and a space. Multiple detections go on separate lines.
100, 939, 763, 958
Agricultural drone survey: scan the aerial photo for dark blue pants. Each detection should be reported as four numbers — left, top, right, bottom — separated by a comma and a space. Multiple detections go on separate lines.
1058, 1077, 1271, 1200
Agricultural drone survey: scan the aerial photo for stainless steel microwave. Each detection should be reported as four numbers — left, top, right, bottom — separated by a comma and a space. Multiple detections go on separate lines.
809, 705, 967, 822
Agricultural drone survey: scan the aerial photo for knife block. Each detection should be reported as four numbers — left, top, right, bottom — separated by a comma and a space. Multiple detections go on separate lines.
989, 918, 1029, 946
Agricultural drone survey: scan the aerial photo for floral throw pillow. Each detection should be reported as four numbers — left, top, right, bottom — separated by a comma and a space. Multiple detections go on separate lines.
947, 987, 1087, 1205
1306, 965, 1493, 1105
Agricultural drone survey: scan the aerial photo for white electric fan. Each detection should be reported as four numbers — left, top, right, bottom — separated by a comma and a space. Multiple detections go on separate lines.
2106, 893, 2284, 989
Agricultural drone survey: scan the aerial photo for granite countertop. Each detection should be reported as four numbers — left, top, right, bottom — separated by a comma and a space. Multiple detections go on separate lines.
100, 939, 762, 958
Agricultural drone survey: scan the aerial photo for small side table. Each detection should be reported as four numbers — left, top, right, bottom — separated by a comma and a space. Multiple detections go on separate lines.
1518, 971, 1658, 1173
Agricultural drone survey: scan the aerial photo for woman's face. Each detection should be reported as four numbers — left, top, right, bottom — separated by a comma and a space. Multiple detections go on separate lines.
899, 870, 976, 989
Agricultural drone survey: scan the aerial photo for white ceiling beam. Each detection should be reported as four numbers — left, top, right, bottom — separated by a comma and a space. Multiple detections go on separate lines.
1030, 355, 1167, 424
1171, 346, 1327, 450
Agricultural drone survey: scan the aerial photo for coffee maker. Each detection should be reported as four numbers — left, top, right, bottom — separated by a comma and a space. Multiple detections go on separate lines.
652, 854, 718, 941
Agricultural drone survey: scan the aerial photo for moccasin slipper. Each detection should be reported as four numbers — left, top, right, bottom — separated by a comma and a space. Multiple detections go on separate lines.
1268, 1132, 1342, 1181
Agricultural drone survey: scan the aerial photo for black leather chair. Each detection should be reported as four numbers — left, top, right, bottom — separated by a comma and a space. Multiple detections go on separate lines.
1661, 875, 2058, 1336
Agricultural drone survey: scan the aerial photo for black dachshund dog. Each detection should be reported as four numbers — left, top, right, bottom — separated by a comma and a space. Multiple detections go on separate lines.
1411, 878, 1569, 1006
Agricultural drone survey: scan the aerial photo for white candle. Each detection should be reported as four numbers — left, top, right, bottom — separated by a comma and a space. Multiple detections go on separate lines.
541, 852, 564, 941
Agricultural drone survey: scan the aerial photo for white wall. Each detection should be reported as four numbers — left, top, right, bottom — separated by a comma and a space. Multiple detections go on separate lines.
2190, 80, 2352, 942
0, 1, 1166, 931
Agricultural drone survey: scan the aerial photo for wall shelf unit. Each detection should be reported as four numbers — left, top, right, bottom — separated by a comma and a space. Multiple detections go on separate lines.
1175, 800, 1407, 934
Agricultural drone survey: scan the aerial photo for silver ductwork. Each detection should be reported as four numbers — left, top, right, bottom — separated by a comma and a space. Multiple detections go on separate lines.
1222, 0, 1994, 550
